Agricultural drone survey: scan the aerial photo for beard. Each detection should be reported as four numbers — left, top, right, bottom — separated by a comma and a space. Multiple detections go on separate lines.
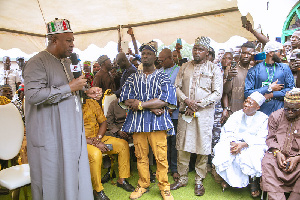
272, 54, 281, 63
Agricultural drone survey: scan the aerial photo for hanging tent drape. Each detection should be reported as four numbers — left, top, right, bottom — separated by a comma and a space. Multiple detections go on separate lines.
0, 0, 256, 53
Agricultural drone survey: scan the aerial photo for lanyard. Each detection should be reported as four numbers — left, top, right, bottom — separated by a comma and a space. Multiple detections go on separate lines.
265, 62, 276, 83
164, 64, 178, 78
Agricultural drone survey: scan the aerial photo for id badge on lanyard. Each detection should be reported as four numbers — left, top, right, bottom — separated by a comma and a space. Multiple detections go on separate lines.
261, 81, 270, 87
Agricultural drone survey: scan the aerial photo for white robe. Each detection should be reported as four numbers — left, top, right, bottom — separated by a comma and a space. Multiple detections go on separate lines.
212, 110, 268, 188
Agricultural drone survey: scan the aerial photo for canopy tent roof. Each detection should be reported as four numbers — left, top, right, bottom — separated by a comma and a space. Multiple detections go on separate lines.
0, 0, 255, 54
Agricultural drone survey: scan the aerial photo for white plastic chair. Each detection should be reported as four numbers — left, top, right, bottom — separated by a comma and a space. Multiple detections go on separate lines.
0, 103, 30, 200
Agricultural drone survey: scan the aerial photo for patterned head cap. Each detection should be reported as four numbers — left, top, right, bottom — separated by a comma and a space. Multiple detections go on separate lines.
284, 88, 300, 104
194, 36, 210, 50
83, 61, 91, 67
139, 40, 158, 53
97, 55, 109, 65
46, 18, 73, 35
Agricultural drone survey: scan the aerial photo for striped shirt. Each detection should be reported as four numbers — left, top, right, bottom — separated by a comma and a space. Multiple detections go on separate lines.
119, 69, 177, 135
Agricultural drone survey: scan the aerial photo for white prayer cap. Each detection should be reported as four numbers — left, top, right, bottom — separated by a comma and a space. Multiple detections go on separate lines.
249, 91, 266, 106
264, 41, 283, 54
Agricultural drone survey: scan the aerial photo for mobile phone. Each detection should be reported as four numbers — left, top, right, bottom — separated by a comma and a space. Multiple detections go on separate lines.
231, 61, 237, 69
105, 144, 113, 151
177, 38, 182, 45
241, 16, 247, 27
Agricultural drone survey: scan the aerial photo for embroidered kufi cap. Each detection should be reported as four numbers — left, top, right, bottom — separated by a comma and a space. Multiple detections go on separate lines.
46, 18, 73, 35
284, 88, 300, 104
194, 36, 210, 50
97, 55, 109, 65
264, 41, 283, 54
139, 40, 157, 53
249, 91, 266, 106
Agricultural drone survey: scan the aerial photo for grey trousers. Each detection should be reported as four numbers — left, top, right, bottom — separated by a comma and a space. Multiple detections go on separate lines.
177, 150, 208, 185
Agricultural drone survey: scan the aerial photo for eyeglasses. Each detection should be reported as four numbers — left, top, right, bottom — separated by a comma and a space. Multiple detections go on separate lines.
284, 107, 300, 112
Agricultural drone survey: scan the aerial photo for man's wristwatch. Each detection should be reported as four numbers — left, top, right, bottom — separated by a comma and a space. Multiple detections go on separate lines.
268, 84, 273, 92
224, 107, 231, 111
138, 101, 143, 110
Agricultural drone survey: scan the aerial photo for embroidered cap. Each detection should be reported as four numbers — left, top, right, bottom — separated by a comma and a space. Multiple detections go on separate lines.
194, 36, 210, 50
97, 55, 109, 65
139, 40, 158, 53
46, 18, 73, 35
249, 91, 266, 106
284, 88, 300, 104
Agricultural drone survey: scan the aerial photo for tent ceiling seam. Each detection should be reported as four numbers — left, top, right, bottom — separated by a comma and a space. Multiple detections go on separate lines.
0, 6, 238, 37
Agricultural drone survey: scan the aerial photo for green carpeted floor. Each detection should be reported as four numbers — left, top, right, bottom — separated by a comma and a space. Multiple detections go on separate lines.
1, 161, 261, 200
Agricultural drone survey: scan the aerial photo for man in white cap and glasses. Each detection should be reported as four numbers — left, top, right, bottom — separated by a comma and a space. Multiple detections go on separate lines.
244, 41, 295, 116
212, 91, 268, 198
24, 18, 102, 200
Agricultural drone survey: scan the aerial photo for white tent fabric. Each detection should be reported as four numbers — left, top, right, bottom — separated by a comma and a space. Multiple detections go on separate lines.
0, 0, 255, 53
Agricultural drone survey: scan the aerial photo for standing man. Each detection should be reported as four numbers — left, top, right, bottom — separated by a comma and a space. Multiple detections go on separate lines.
171, 37, 223, 196
93, 55, 116, 102
93, 62, 101, 76
261, 88, 300, 200
158, 48, 180, 181
24, 18, 101, 200
221, 41, 255, 123
244, 41, 295, 116
291, 30, 300, 51
119, 42, 177, 200
114, 52, 137, 98
0, 56, 21, 96
16, 57, 25, 83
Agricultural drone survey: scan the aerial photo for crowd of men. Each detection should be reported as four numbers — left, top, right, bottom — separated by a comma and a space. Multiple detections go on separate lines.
1, 18, 300, 200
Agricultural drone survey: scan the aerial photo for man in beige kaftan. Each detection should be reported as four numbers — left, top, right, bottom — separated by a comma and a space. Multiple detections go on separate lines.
170, 37, 223, 196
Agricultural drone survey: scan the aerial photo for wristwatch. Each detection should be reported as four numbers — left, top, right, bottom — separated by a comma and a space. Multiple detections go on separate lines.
138, 101, 143, 110
224, 107, 231, 111
268, 84, 273, 92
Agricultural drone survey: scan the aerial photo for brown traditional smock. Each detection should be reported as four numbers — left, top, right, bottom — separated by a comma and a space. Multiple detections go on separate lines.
261, 108, 300, 193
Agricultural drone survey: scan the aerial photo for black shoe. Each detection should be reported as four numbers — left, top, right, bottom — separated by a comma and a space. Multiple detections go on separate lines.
117, 180, 135, 192
101, 169, 116, 184
150, 171, 156, 183
93, 190, 110, 200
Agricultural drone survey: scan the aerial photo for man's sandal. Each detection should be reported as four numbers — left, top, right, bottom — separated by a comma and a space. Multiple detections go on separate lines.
249, 178, 261, 198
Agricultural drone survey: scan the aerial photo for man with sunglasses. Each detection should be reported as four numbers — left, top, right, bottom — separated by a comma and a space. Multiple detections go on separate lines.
244, 41, 294, 116
261, 88, 300, 200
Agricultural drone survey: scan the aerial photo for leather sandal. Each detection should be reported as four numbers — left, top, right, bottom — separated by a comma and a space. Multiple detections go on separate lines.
249, 178, 261, 198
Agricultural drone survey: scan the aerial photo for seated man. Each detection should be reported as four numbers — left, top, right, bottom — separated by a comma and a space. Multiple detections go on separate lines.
261, 88, 300, 200
83, 98, 134, 200
212, 91, 268, 198
0, 84, 13, 105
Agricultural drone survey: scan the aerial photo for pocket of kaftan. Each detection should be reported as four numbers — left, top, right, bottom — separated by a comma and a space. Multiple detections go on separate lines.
199, 73, 212, 90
